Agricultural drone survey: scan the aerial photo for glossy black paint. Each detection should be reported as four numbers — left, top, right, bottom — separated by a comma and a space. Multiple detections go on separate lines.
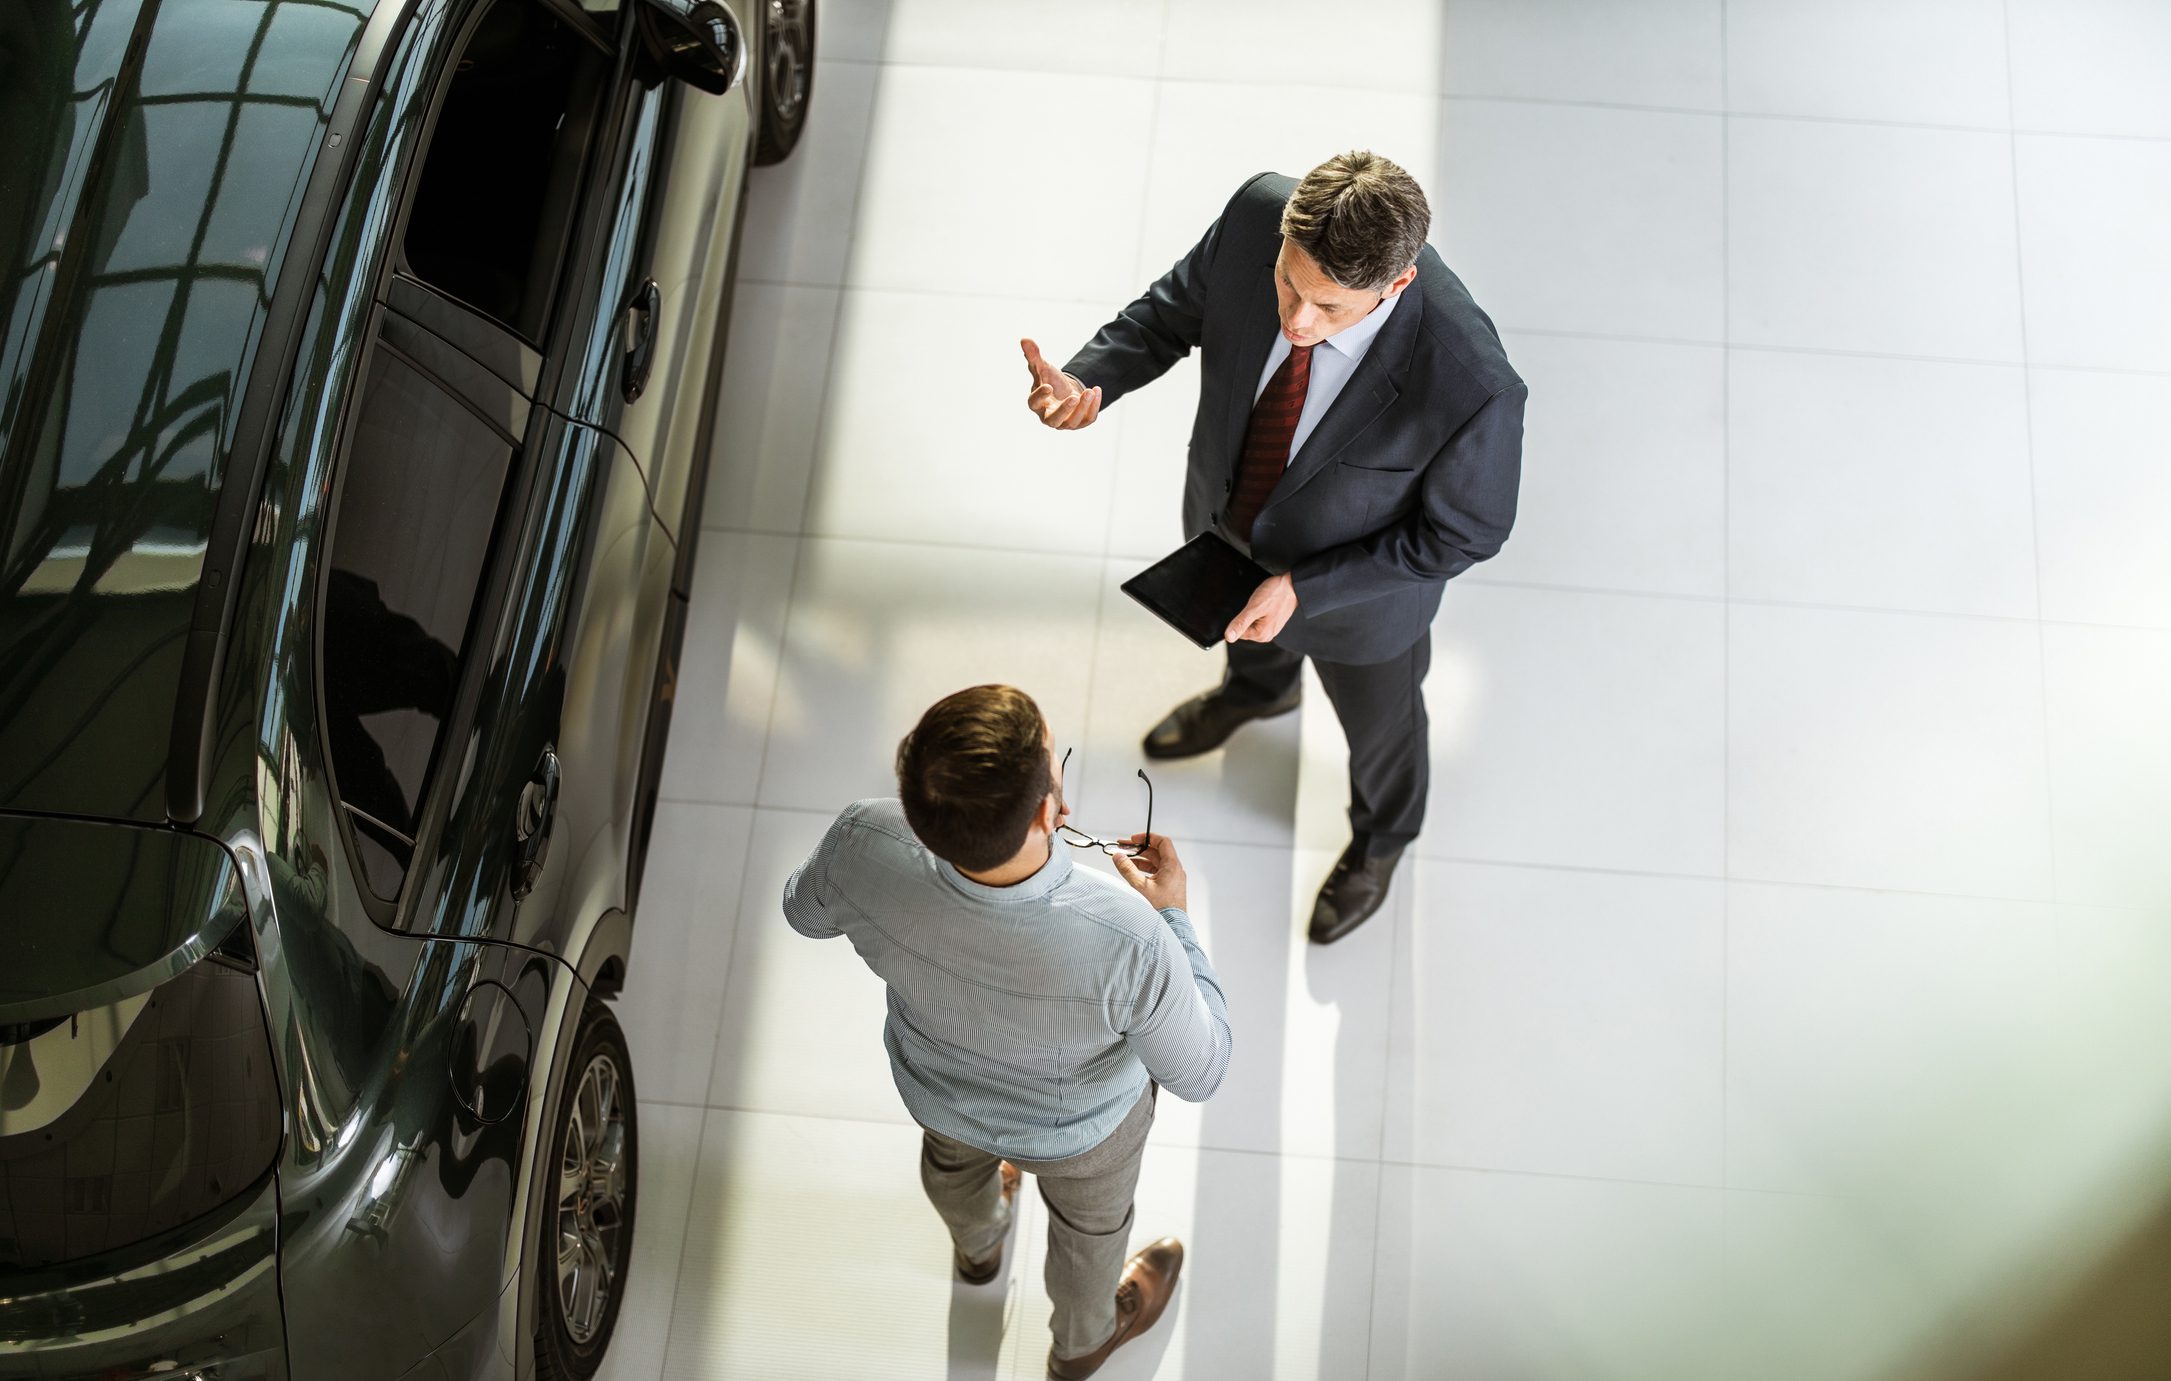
0, 1169, 287, 1378
0, 940, 283, 1272
0, 0, 372, 824
0, 0, 771, 1373
0, 815, 245, 1024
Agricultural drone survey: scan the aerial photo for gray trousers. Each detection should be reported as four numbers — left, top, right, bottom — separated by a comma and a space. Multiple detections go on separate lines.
919, 1085, 1157, 1360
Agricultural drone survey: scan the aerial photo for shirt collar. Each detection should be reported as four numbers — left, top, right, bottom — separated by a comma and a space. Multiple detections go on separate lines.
937, 839, 1073, 903
1318, 285, 1402, 363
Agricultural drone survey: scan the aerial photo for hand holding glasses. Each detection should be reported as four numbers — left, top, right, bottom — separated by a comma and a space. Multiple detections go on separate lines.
1054, 748, 1152, 857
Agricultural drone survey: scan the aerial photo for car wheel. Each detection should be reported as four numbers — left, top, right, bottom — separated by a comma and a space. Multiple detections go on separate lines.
753, 0, 814, 166
536, 1001, 639, 1381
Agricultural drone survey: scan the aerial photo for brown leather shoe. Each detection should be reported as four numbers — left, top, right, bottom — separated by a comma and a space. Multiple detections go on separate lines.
1142, 683, 1301, 759
1308, 839, 1402, 944
956, 1161, 1022, 1284
1046, 1236, 1184, 1379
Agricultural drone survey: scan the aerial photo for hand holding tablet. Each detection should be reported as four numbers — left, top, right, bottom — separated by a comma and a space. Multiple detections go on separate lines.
1120, 534, 1278, 649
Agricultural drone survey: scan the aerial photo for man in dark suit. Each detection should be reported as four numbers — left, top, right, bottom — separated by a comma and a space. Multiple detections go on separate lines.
1019, 151, 1523, 944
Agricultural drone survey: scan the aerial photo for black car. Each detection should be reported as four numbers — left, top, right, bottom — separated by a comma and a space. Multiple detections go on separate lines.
0, 0, 810, 1374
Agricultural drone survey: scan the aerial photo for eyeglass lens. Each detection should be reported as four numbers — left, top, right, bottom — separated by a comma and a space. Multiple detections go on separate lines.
1056, 749, 1152, 855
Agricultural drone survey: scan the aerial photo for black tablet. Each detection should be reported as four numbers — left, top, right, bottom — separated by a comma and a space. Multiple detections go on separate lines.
1120, 533, 1274, 650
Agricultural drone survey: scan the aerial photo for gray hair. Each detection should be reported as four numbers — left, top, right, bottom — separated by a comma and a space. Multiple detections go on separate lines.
1279, 150, 1431, 292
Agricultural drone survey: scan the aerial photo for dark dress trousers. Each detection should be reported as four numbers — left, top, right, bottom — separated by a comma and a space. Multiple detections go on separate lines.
1063, 172, 1524, 852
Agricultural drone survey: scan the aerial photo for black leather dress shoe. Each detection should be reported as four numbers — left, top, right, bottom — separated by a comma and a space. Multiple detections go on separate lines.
1142, 683, 1301, 760
1309, 841, 1402, 944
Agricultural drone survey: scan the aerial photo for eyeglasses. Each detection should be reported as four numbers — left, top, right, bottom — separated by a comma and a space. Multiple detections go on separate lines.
1054, 747, 1152, 857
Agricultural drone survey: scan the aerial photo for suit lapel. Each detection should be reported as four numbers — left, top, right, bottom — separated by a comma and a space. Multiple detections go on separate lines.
1264, 282, 1423, 512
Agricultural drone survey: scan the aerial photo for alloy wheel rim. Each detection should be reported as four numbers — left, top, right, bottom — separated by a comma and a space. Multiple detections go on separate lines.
556, 1051, 628, 1345
766, 0, 809, 127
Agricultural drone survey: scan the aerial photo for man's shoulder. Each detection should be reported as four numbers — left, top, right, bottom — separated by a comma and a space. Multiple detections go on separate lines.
1216, 170, 1295, 245
828, 797, 926, 860
1411, 248, 1523, 397
1050, 864, 1169, 949
1234, 170, 1295, 212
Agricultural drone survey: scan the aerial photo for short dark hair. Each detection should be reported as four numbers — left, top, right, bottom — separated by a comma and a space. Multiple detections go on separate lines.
1279, 150, 1431, 292
896, 685, 1052, 872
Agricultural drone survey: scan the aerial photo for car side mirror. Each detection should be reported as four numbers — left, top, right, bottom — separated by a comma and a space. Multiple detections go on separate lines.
634, 0, 747, 96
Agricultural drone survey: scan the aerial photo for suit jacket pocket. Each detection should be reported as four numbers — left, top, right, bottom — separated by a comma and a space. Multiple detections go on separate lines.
1337, 457, 1419, 476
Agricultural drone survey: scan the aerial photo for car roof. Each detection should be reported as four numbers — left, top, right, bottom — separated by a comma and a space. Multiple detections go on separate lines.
0, 0, 395, 822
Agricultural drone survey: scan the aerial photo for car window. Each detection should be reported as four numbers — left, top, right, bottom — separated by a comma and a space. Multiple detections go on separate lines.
402, 0, 614, 344
321, 348, 516, 901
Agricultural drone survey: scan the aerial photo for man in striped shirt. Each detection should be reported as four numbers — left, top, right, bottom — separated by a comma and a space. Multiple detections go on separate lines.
785, 684, 1232, 1378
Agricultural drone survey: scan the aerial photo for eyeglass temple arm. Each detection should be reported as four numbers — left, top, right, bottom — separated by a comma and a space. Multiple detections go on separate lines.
1137, 768, 1152, 843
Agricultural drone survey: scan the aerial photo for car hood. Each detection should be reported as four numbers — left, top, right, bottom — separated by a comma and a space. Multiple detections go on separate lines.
0, 0, 371, 822
0, 811, 248, 1026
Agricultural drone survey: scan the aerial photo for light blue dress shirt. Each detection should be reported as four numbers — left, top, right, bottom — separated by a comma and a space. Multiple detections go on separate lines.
1253, 285, 1403, 463
784, 798, 1234, 1161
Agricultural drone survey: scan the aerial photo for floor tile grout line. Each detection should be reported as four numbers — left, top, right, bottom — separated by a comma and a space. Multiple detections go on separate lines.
643, 801, 765, 1378
1359, 866, 1412, 1378
1091, 3, 1173, 566
2003, 124, 2171, 145
1502, 326, 2171, 378
1071, 533, 1118, 823
648, 1099, 715, 1379
739, 511, 809, 811
2002, 0, 2063, 911
730, 275, 2171, 381
731, 524, 1120, 567
1449, 88, 2171, 144
738, 273, 1140, 313
1401, 856, 2071, 909
638, 1095, 1831, 1197
1150, 0, 1174, 83
695, 524, 2171, 632
1718, 0, 1734, 1206
666, 796, 2096, 909
696, 816, 765, 1099
1360, 1110, 1390, 1380
822, 53, 2171, 145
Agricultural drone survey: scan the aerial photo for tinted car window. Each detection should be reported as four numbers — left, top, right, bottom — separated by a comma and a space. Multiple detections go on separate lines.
322, 349, 513, 900
402, 0, 611, 344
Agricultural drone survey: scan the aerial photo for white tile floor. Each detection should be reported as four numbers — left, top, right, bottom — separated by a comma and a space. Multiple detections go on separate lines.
601, 3, 2171, 1377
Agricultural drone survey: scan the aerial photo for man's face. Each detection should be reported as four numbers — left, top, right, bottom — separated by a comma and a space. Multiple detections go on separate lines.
1273, 240, 1407, 347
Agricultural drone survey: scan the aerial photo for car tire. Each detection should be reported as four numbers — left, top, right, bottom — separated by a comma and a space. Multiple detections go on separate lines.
753, 0, 814, 166
536, 1000, 640, 1381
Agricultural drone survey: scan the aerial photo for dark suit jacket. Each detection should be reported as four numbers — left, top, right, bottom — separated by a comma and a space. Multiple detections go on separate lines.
1065, 172, 1525, 665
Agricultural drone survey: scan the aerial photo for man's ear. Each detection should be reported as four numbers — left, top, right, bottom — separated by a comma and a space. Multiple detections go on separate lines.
1382, 263, 1419, 299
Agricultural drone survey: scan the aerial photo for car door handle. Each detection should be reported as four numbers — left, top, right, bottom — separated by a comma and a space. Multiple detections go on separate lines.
513, 747, 560, 901
621, 278, 660, 403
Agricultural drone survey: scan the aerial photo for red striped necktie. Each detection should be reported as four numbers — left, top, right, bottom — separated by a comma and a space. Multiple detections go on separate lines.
1227, 343, 1314, 542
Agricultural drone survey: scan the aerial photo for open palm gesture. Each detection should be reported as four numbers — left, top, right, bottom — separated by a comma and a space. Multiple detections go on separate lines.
1020, 338, 1103, 430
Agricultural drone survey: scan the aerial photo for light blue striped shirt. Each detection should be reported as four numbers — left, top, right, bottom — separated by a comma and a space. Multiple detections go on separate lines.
784, 798, 1233, 1161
